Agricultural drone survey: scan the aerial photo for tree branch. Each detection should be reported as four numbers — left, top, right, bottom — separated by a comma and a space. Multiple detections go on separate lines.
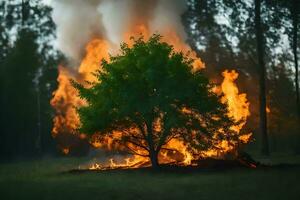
125, 139, 149, 151
125, 145, 149, 157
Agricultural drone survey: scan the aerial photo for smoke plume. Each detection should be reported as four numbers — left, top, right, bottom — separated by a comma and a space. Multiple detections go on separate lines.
51, 0, 187, 63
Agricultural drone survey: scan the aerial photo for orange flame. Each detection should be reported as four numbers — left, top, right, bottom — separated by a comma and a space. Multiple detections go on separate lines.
62, 148, 70, 155
201, 70, 252, 158
266, 106, 271, 113
221, 70, 252, 146
221, 70, 250, 129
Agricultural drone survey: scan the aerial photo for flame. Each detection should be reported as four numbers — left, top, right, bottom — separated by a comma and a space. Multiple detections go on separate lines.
62, 148, 70, 155
51, 26, 251, 169
89, 155, 148, 170
221, 70, 250, 129
78, 39, 110, 82
221, 70, 252, 146
200, 70, 252, 158
266, 106, 271, 113
50, 39, 110, 137
165, 139, 194, 165
50, 66, 84, 137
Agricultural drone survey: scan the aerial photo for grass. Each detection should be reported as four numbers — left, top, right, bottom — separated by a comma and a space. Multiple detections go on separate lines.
1, 155, 300, 200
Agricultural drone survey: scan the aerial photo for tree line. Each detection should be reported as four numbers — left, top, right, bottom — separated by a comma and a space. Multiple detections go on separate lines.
0, 0, 299, 160
0, 0, 62, 160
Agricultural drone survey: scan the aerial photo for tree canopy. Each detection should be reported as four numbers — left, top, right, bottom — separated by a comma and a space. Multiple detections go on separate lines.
74, 35, 237, 168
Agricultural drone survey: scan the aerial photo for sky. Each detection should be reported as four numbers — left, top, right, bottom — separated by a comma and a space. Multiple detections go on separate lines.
43, 0, 51, 5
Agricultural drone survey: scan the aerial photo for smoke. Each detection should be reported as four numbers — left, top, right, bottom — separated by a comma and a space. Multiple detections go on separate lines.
51, 0, 187, 63
51, 0, 105, 61
150, 0, 187, 41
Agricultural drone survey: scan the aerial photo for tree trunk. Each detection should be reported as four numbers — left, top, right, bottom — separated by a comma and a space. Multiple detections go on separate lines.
292, 0, 300, 117
255, 0, 270, 156
149, 149, 159, 169
148, 136, 160, 169
22, 0, 25, 26
145, 120, 160, 169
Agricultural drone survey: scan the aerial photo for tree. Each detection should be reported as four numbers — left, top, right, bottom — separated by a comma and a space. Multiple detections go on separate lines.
1, 29, 40, 157
0, 0, 61, 158
74, 35, 237, 168
255, 0, 269, 156
290, 0, 300, 117
267, 58, 299, 152
0, 2, 9, 61
264, 0, 300, 117
182, 0, 236, 80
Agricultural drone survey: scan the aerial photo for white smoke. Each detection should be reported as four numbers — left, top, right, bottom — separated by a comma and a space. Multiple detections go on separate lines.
51, 0, 187, 62
150, 0, 187, 41
97, 0, 132, 46
51, 0, 105, 60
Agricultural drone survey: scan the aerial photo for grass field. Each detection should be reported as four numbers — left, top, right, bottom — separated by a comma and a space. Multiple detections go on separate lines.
1, 155, 300, 200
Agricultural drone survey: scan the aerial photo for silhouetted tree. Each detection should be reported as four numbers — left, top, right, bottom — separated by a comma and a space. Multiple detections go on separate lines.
267, 58, 299, 152
255, 0, 269, 156
290, 0, 300, 117
1, 29, 40, 156
0, 0, 61, 159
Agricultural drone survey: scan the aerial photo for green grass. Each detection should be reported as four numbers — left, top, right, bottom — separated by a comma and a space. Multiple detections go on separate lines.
1, 155, 300, 200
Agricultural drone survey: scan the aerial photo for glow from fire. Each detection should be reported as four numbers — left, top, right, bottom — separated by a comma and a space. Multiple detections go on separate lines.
51, 27, 251, 170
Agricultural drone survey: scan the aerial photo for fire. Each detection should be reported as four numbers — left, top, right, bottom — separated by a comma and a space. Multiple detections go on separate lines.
50, 66, 84, 137
62, 148, 70, 155
221, 70, 250, 129
221, 70, 252, 145
78, 39, 110, 82
51, 26, 251, 169
50, 39, 110, 137
200, 70, 252, 158
89, 155, 148, 170
266, 106, 271, 113
164, 139, 194, 165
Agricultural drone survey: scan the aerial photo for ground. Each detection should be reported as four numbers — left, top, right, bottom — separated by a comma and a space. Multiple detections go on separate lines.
1, 154, 300, 200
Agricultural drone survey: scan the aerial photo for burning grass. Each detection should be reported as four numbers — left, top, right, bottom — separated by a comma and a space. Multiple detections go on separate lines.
72, 150, 258, 171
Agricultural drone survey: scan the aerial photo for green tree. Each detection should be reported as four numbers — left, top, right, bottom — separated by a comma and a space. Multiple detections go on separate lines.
74, 35, 237, 168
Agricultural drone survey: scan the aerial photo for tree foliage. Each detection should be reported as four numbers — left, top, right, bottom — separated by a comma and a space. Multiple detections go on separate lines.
74, 35, 237, 167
